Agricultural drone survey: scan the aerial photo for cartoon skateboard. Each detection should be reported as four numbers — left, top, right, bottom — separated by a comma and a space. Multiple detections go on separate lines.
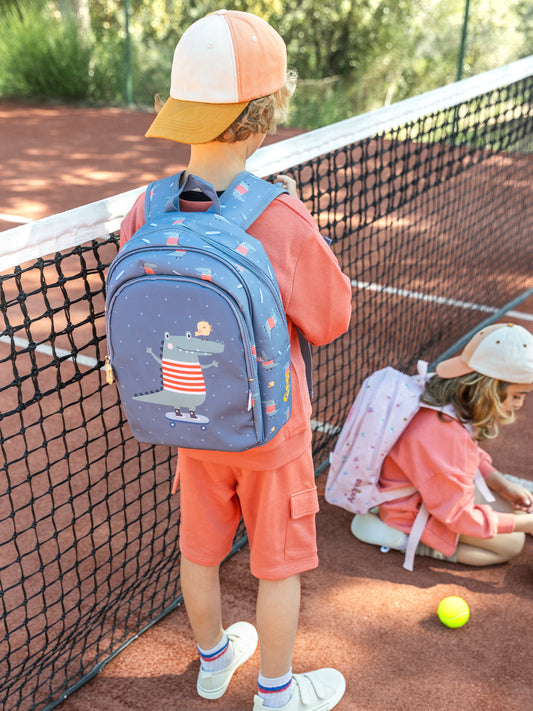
165, 410, 209, 430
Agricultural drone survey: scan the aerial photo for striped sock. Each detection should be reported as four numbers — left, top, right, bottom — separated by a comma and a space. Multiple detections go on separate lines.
257, 669, 293, 708
197, 632, 233, 672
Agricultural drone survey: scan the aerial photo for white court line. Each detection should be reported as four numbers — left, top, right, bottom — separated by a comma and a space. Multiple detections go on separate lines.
0, 212, 33, 225
311, 419, 341, 436
0, 335, 103, 369
3, 279, 529, 368
352, 280, 533, 322
3, 279, 532, 371
3, 337, 533, 493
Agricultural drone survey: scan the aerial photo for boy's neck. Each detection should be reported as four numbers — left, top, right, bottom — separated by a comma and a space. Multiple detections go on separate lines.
185, 132, 265, 191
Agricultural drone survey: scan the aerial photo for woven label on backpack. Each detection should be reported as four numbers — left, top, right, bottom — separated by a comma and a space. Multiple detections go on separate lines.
105, 171, 291, 451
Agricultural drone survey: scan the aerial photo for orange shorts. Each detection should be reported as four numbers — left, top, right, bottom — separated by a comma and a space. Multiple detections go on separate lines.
176, 448, 319, 580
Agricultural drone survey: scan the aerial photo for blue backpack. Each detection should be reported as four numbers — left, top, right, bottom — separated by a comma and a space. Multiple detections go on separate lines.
105, 170, 292, 452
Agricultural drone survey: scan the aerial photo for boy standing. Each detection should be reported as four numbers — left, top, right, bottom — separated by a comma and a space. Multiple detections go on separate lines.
120, 10, 352, 710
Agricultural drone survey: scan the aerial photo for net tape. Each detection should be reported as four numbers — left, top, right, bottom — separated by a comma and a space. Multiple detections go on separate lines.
1, 58, 532, 710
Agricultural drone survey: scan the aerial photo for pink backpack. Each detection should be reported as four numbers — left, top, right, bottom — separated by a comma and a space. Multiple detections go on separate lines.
326, 362, 429, 570
325, 363, 428, 514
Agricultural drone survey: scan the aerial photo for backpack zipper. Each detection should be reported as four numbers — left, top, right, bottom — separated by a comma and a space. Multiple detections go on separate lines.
107, 226, 285, 329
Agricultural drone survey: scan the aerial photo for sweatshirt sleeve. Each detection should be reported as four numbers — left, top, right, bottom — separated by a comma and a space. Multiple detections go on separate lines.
393, 412, 516, 539
247, 193, 352, 347
417, 466, 515, 539
287, 234, 352, 346
478, 446, 497, 478
119, 193, 145, 248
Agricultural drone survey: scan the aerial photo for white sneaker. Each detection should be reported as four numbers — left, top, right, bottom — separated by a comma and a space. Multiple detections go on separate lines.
252, 668, 346, 710
197, 621, 258, 699
351, 512, 408, 551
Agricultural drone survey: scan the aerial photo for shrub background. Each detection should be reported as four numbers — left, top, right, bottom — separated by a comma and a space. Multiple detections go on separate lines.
0, 0, 531, 129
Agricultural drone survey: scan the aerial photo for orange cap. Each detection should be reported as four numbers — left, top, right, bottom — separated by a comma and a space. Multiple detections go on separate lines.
145, 10, 287, 144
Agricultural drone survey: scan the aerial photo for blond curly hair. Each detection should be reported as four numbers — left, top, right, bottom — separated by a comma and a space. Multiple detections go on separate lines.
214, 70, 298, 142
420, 372, 514, 441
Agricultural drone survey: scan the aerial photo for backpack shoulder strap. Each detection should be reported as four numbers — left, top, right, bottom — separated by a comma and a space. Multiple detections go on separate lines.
144, 170, 287, 229
144, 173, 183, 222
402, 502, 429, 571
219, 171, 288, 230
218, 173, 319, 392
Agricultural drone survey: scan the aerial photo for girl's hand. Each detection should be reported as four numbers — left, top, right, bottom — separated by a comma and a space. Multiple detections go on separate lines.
501, 478, 533, 513
275, 174, 298, 197
485, 470, 533, 512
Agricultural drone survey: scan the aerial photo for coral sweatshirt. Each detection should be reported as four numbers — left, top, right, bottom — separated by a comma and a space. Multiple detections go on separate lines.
378, 408, 516, 555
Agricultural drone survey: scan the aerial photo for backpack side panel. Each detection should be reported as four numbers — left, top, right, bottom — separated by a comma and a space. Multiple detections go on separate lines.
325, 366, 424, 514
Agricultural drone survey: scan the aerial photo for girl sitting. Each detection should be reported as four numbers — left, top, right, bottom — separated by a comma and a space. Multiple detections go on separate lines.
351, 322, 533, 566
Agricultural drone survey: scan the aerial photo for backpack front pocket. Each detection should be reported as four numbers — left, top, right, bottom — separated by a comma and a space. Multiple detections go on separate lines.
107, 276, 262, 451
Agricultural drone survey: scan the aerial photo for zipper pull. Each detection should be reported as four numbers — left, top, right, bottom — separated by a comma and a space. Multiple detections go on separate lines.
247, 390, 253, 411
105, 355, 115, 385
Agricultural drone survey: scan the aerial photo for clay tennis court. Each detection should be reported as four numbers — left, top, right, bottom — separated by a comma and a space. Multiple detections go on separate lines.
1, 101, 533, 711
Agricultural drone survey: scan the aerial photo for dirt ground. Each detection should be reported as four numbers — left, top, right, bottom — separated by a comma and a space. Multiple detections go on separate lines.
0, 101, 304, 230
1, 102, 533, 711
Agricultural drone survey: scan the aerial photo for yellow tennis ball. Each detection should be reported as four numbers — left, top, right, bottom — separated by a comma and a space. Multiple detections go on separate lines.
438, 596, 470, 628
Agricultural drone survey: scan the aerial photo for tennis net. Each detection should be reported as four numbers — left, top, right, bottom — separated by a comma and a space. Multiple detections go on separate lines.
1, 56, 532, 710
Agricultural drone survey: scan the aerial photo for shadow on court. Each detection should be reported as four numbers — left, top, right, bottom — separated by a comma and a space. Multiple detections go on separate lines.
1, 102, 533, 711
0, 101, 303, 230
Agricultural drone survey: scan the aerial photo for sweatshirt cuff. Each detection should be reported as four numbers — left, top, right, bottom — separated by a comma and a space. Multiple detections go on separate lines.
497, 512, 517, 534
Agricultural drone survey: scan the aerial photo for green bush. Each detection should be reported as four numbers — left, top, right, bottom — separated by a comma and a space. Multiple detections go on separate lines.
289, 75, 367, 130
88, 32, 127, 105
0, 0, 91, 101
127, 38, 175, 109
1, 0, 530, 128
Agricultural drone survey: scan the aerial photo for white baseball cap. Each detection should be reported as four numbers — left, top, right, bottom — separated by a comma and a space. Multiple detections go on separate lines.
436, 322, 533, 384
145, 10, 287, 144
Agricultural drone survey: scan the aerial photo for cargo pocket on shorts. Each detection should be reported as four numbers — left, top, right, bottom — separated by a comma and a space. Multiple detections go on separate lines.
285, 487, 319, 559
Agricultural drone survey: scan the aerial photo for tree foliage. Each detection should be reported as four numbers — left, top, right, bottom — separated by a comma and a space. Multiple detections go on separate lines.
117, 0, 532, 112
0, 0, 531, 125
